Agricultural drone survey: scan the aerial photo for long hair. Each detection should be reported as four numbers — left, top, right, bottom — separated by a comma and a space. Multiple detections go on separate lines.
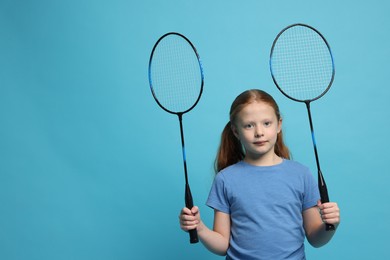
214, 89, 290, 173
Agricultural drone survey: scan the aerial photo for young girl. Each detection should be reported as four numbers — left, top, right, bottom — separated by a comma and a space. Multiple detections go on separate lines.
179, 89, 340, 259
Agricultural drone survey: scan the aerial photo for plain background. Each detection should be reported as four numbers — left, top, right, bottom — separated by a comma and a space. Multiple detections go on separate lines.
1, 0, 389, 259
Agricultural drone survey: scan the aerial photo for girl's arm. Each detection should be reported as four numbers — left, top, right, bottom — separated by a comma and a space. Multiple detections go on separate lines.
180, 207, 230, 255
303, 201, 340, 248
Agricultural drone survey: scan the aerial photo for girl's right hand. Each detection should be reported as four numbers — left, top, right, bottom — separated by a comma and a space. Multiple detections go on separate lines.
179, 206, 201, 232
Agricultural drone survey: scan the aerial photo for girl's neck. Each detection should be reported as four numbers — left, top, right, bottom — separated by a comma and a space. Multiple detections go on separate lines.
244, 154, 283, 167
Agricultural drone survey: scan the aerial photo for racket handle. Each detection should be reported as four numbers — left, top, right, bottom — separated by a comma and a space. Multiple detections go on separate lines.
318, 171, 335, 231
326, 223, 335, 231
189, 229, 199, 244
185, 183, 199, 244
320, 194, 335, 231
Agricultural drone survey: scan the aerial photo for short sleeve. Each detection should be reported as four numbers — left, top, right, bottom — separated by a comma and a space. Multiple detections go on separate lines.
206, 173, 230, 214
302, 169, 321, 210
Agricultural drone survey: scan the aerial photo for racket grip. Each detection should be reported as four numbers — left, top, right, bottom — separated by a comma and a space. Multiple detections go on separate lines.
189, 228, 199, 244
318, 172, 335, 231
185, 184, 199, 244
326, 223, 335, 231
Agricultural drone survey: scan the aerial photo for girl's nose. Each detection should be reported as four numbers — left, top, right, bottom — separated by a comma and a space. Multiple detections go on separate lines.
255, 127, 264, 138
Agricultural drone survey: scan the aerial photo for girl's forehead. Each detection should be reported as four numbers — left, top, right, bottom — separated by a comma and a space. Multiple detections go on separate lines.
240, 101, 276, 115
233, 102, 277, 122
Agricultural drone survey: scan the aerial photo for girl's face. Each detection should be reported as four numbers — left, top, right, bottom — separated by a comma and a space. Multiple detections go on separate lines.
232, 101, 282, 165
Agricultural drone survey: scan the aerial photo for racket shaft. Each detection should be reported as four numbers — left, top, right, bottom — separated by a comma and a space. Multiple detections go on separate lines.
179, 115, 199, 243
306, 102, 335, 231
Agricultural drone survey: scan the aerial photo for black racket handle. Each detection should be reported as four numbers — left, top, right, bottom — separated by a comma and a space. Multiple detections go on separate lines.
326, 223, 335, 231
320, 195, 335, 231
189, 229, 198, 244
185, 184, 199, 243
320, 199, 335, 231
318, 174, 335, 231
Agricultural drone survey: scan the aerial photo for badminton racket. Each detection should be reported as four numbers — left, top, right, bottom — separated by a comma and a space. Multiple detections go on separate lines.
270, 23, 335, 231
148, 32, 204, 243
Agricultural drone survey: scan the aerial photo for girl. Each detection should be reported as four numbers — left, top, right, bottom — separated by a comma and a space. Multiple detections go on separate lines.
179, 89, 340, 259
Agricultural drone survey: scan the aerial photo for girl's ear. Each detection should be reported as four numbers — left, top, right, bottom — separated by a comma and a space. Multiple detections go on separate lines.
231, 123, 240, 139
277, 118, 283, 134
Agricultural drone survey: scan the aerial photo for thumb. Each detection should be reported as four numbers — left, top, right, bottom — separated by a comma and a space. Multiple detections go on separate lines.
191, 206, 199, 215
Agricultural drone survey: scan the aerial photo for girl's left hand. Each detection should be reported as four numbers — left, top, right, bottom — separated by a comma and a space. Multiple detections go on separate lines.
317, 200, 340, 226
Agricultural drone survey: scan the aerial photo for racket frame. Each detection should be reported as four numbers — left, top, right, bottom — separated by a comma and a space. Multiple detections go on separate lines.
270, 23, 335, 103
148, 32, 204, 115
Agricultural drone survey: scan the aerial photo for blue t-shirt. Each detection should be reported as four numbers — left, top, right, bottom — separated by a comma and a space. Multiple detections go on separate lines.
206, 160, 320, 260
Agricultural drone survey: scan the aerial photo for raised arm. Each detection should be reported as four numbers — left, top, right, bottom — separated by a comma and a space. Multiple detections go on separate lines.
180, 207, 230, 255
303, 201, 340, 248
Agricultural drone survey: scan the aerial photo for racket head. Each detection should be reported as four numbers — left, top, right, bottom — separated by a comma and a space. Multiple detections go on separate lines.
270, 23, 335, 103
148, 32, 204, 115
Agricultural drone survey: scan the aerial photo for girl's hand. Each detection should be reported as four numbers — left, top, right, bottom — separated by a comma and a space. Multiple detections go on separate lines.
179, 206, 201, 232
317, 200, 340, 226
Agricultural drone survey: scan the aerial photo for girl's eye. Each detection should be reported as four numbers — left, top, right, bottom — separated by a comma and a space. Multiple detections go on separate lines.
244, 123, 254, 129
264, 121, 271, 127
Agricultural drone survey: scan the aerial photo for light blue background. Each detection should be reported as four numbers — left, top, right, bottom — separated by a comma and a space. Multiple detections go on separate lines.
1, 0, 389, 259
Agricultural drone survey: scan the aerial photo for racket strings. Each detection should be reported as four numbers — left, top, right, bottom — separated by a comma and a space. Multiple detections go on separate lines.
271, 26, 333, 101
150, 36, 202, 113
